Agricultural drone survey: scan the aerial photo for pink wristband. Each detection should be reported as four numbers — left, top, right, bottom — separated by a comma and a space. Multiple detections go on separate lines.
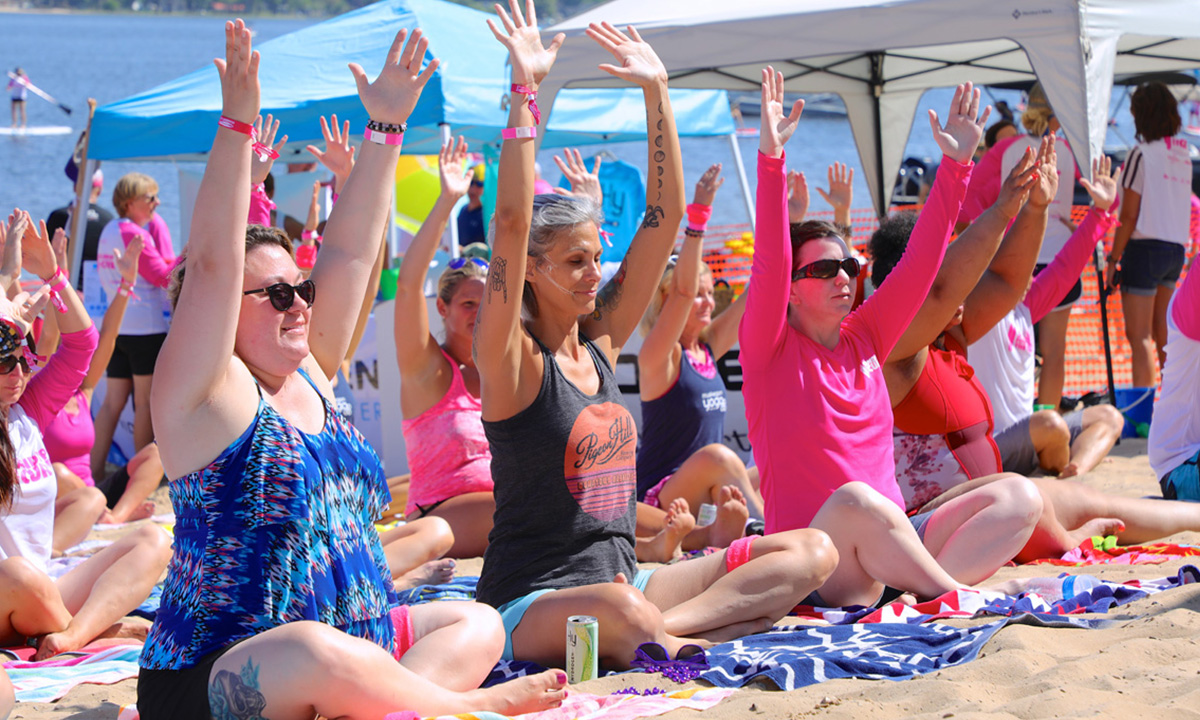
364, 127, 404, 146
511, 84, 540, 125
686, 203, 712, 233
118, 278, 140, 300
218, 116, 279, 161
501, 126, 537, 140
44, 268, 68, 314
301, 229, 319, 241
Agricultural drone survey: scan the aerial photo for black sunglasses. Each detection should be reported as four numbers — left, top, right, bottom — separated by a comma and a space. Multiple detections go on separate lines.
243, 279, 316, 312
0, 355, 31, 375
791, 257, 860, 282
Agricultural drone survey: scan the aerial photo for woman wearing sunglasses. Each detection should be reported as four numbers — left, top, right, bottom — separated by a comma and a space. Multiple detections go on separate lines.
0, 210, 171, 662
137, 21, 566, 720
475, 3, 837, 670
393, 136, 495, 559
92, 171, 175, 485
636, 162, 763, 548
739, 72, 1040, 607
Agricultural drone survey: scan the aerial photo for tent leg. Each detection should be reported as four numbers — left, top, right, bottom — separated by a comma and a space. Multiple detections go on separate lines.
727, 133, 755, 226
442, 123, 460, 259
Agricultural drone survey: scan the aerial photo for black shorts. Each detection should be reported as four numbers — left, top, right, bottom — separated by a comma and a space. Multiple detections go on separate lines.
106, 333, 167, 379
1118, 239, 1186, 296
137, 639, 246, 720
1033, 263, 1083, 310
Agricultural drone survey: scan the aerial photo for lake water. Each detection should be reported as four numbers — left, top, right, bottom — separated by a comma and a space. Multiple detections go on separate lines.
1, 11, 1143, 238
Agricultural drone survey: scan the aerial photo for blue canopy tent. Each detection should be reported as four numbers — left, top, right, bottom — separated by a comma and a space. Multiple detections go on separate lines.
88, 0, 734, 162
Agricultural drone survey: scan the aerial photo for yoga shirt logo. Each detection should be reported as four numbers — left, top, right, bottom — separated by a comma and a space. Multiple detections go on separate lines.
564, 402, 637, 520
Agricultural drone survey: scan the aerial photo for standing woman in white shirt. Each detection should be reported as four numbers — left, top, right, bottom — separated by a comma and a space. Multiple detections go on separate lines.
1108, 82, 1193, 390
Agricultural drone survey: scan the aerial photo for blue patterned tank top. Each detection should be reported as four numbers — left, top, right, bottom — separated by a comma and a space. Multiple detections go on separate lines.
140, 369, 395, 670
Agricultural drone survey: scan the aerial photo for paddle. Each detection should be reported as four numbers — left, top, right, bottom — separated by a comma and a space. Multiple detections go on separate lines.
7, 71, 72, 115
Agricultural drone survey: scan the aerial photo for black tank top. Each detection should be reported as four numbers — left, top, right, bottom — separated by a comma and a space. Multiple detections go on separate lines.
477, 333, 638, 609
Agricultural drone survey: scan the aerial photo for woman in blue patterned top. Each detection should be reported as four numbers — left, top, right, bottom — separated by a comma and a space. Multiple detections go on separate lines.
137, 20, 567, 720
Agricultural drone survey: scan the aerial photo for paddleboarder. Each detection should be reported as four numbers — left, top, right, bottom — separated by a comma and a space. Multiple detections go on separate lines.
7, 68, 27, 128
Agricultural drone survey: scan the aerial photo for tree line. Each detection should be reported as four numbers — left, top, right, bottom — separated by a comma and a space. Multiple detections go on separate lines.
24, 0, 604, 18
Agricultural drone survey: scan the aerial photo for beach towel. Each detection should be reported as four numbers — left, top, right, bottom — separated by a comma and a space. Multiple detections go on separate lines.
1030, 538, 1200, 567
119, 687, 734, 720
2, 644, 141, 702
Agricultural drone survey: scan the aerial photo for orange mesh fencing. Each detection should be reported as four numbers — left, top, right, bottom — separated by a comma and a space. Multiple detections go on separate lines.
696, 205, 1198, 399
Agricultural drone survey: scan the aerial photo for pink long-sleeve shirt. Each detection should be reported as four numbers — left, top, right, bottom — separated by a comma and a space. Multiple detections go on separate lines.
740, 152, 971, 532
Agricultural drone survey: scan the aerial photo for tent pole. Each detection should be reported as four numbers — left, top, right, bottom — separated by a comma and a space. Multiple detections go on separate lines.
726, 133, 755, 226
68, 98, 98, 284
870, 54, 887, 219
442, 122, 460, 259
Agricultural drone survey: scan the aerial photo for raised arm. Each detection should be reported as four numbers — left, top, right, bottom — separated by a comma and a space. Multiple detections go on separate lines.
886, 139, 1039, 361
307, 28, 438, 379
83, 235, 142, 394
738, 66, 804, 369
152, 19, 261, 418
1, 211, 28, 298
475, 0, 564, 418
1023, 156, 1119, 325
552, 148, 603, 205
786, 169, 809, 224
394, 136, 470, 377
1107, 147, 1144, 290
305, 114, 356, 198
581, 23, 685, 358
851, 83, 985, 358
638, 164, 722, 399
816, 162, 854, 232
248, 113, 286, 227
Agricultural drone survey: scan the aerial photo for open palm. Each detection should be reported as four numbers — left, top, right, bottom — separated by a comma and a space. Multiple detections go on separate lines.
587, 22, 666, 88
759, 66, 804, 159
928, 82, 989, 164
487, 0, 563, 86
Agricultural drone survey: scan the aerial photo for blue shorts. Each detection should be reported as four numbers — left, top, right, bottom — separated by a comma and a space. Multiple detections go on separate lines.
1119, 239, 1186, 296
1161, 448, 1200, 502
496, 569, 656, 661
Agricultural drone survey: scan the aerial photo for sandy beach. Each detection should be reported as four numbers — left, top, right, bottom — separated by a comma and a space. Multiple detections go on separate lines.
14, 437, 1200, 720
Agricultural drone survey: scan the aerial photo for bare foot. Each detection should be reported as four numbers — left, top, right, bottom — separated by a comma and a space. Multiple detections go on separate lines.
394, 558, 456, 591
708, 486, 749, 548
1057, 462, 1081, 479
1065, 518, 1125, 550
34, 627, 86, 660
473, 669, 568, 715
634, 499, 695, 564
108, 501, 157, 525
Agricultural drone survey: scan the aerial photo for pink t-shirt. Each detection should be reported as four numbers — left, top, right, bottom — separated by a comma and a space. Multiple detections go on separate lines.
401, 349, 493, 516
42, 389, 95, 487
739, 152, 970, 532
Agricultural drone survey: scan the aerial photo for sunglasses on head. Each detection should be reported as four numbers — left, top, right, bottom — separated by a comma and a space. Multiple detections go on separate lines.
242, 279, 316, 312
791, 257, 860, 282
0, 355, 31, 375
448, 257, 489, 271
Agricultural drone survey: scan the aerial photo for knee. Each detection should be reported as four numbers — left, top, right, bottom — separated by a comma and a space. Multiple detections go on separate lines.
695, 444, 745, 476
0, 557, 56, 598
768, 530, 839, 586
431, 602, 505, 659
128, 525, 173, 570
1089, 404, 1124, 435
991, 475, 1043, 525
827, 482, 894, 517
1031, 410, 1071, 448
596, 583, 660, 645
74, 487, 107, 519
421, 516, 455, 558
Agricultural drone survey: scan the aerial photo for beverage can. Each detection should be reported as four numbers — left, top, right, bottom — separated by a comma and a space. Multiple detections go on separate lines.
566, 615, 598, 683
697, 503, 718, 527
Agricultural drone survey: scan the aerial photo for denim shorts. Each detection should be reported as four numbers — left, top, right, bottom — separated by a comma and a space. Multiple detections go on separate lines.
1119, 239, 1186, 296
1033, 263, 1083, 309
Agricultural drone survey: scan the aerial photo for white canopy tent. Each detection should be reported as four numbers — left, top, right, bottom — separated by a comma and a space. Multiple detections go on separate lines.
543, 0, 1200, 217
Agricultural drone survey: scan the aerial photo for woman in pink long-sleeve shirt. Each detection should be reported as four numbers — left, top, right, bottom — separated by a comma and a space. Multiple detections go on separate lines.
739, 74, 1028, 606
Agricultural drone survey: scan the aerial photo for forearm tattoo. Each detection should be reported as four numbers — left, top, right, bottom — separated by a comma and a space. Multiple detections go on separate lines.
592, 260, 628, 320
643, 100, 667, 229
209, 658, 267, 720
488, 256, 509, 304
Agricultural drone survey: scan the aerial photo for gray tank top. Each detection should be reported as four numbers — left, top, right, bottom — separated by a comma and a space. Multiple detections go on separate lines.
476, 333, 638, 609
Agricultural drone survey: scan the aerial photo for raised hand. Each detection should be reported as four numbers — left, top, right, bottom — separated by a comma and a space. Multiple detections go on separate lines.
487, 0, 563, 87
815, 162, 854, 215
0, 287, 51, 336
304, 181, 321, 236
786, 170, 809, 222
51, 227, 69, 271
928, 82, 989, 165
552, 148, 603, 205
1, 210, 29, 282
305, 114, 356, 186
350, 28, 439, 127
1026, 135, 1059, 208
994, 146, 1038, 219
20, 212, 59, 279
213, 19, 260, 124
1080, 154, 1120, 213
250, 114, 288, 184
439, 135, 471, 200
586, 22, 666, 89
691, 163, 724, 207
759, 66, 804, 159
114, 233, 143, 285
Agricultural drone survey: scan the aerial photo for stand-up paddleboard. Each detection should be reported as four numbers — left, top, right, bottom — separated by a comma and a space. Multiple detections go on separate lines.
0, 125, 72, 136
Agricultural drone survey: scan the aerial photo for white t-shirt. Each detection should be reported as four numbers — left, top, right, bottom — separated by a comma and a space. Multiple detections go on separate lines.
1149, 292, 1200, 478
1000, 135, 1077, 264
0, 406, 59, 572
969, 304, 1035, 435
97, 219, 171, 336
1121, 137, 1193, 246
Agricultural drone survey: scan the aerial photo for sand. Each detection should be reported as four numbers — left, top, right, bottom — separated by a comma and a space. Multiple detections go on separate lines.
15, 438, 1200, 720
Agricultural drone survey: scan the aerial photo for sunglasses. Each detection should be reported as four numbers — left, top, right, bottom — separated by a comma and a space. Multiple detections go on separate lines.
448, 257, 489, 270
243, 279, 316, 312
0, 355, 31, 375
791, 257, 860, 282
141, 193, 159, 203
